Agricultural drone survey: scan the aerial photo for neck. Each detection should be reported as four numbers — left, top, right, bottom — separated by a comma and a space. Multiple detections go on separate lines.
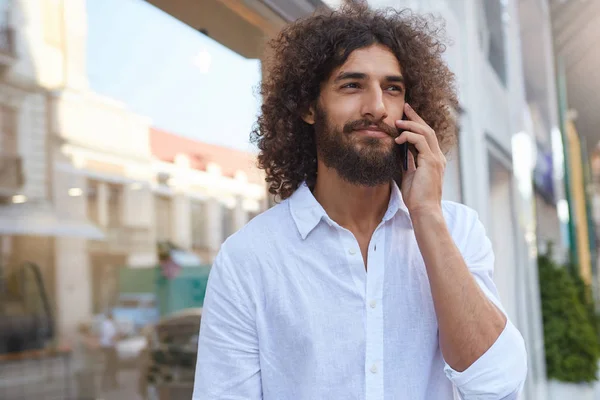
312, 162, 391, 234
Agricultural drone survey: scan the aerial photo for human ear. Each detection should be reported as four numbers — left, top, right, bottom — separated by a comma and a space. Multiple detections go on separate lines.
302, 104, 316, 125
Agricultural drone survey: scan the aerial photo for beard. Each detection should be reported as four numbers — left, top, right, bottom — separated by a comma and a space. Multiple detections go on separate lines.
314, 106, 402, 186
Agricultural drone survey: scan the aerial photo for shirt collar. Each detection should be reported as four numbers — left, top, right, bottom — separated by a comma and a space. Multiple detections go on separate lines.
288, 181, 409, 240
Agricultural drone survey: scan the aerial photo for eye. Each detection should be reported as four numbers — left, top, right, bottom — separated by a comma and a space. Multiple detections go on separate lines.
385, 85, 404, 92
341, 82, 360, 89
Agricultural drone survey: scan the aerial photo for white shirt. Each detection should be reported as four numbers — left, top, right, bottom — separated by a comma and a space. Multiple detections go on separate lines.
193, 182, 527, 400
99, 318, 117, 348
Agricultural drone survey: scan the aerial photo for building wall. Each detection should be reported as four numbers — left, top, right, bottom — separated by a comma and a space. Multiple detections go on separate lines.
0, 0, 50, 202
49, 85, 267, 328
0, 0, 269, 339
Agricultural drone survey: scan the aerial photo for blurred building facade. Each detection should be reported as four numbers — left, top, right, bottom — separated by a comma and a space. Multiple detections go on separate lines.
0, 0, 267, 345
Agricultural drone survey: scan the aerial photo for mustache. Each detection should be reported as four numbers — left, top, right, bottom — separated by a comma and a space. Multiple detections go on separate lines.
343, 119, 398, 137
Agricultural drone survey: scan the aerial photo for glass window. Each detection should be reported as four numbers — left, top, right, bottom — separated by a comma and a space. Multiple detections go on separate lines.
482, 0, 507, 85
107, 184, 122, 227
87, 179, 99, 225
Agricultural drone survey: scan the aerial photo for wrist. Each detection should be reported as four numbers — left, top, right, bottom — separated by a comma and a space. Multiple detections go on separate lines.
410, 206, 446, 229
409, 204, 443, 220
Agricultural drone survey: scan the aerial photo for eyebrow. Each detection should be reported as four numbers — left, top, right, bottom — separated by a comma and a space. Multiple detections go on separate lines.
334, 71, 405, 84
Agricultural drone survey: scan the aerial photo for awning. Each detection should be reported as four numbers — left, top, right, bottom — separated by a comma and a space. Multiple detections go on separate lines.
0, 203, 105, 240
550, 0, 600, 154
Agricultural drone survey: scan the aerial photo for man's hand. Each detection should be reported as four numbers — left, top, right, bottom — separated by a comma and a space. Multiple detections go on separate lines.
395, 103, 510, 373
394, 103, 446, 217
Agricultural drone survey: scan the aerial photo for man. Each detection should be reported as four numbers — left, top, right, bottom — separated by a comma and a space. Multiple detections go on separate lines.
99, 312, 119, 390
194, 4, 527, 399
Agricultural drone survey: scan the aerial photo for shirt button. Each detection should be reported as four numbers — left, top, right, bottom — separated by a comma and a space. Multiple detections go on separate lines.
370, 364, 378, 374
370, 300, 377, 309
348, 248, 357, 255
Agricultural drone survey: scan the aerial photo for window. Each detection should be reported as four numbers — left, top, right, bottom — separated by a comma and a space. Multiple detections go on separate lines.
155, 195, 172, 242
87, 179, 99, 225
107, 184, 123, 227
0, 0, 11, 54
481, 0, 507, 85
190, 199, 207, 250
0, 104, 17, 155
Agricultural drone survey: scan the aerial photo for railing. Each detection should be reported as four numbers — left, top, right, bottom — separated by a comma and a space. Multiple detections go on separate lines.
89, 226, 153, 253
19, 262, 54, 341
0, 261, 55, 355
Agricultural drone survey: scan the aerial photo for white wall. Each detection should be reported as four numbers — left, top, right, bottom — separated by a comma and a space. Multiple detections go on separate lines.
54, 236, 91, 341
52, 167, 91, 341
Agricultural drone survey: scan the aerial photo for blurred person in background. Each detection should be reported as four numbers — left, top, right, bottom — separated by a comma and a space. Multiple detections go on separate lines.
99, 311, 119, 390
74, 322, 100, 399
193, 3, 527, 400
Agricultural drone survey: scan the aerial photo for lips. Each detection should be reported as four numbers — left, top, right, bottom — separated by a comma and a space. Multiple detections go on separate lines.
354, 128, 390, 138
344, 120, 398, 138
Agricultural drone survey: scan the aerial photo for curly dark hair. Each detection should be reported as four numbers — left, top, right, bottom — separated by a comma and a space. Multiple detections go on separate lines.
251, 3, 458, 200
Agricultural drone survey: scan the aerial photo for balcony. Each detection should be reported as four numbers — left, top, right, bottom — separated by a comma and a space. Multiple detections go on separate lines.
0, 152, 23, 195
89, 226, 154, 254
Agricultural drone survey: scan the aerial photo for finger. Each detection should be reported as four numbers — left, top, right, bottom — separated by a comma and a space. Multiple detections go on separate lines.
404, 103, 427, 126
395, 131, 432, 157
395, 119, 440, 152
406, 147, 417, 172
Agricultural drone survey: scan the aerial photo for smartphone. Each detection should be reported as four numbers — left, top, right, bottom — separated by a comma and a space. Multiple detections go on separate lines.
399, 114, 409, 171
398, 113, 418, 171
402, 145, 408, 171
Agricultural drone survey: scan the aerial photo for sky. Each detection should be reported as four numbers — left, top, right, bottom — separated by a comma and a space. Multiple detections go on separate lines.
85, 0, 262, 153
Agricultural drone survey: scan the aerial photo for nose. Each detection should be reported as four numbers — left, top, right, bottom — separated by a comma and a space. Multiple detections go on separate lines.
361, 87, 388, 121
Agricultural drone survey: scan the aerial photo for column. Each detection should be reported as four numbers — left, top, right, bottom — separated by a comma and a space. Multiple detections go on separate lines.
206, 198, 223, 261
172, 193, 191, 250
54, 237, 91, 343
234, 196, 247, 231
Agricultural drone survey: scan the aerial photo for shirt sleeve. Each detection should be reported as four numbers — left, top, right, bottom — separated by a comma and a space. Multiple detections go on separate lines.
443, 207, 528, 399
193, 245, 262, 399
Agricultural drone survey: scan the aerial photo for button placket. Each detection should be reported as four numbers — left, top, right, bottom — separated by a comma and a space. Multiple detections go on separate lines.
365, 225, 385, 399
340, 230, 366, 300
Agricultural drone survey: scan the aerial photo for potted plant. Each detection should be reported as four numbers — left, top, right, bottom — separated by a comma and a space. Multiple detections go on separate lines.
538, 245, 600, 399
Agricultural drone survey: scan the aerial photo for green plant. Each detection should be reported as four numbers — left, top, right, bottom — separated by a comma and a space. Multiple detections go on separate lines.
538, 247, 600, 383
569, 265, 600, 340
